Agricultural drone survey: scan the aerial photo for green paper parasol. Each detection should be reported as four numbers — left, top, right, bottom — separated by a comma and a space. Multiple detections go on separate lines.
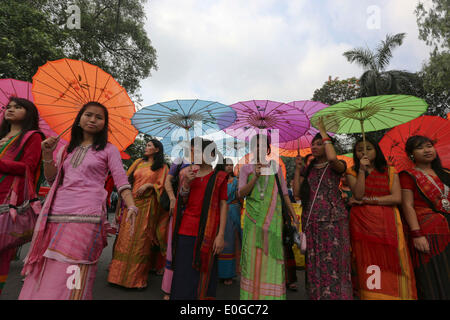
310, 95, 427, 150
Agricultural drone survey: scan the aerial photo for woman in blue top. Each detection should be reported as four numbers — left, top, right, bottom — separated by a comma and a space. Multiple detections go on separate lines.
217, 158, 242, 285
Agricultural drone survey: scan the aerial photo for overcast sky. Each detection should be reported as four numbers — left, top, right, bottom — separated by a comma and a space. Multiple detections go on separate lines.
137, 0, 433, 108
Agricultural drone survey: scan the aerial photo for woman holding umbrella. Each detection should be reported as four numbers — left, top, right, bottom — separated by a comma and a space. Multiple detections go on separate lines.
293, 118, 352, 300
400, 135, 450, 299
239, 134, 299, 300
108, 139, 169, 289
19, 101, 137, 300
346, 137, 417, 300
170, 137, 228, 300
0, 97, 44, 295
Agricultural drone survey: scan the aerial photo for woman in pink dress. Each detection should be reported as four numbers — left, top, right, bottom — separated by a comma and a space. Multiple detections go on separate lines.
19, 101, 137, 300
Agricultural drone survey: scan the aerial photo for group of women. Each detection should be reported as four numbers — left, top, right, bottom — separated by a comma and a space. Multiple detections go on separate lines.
0, 96, 448, 300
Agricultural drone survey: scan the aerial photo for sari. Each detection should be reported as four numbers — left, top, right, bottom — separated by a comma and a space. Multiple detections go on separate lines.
218, 177, 242, 280
400, 168, 450, 299
19, 143, 130, 300
170, 169, 228, 300
0, 131, 43, 295
108, 159, 168, 288
239, 162, 287, 300
348, 166, 417, 300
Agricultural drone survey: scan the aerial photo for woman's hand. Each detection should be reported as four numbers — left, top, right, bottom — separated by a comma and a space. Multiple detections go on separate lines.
359, 156, 370, 172
348, 197, 363, 206
413, 236, 430, 253
213, 234, 225, 255
126, 208, 138, 236
136, 183, 153, 197
294, 156, 304, 171
41, 136, 59, 154
185, 166, 196, 184
318, 116, 327, 135
169, 196, 176, 212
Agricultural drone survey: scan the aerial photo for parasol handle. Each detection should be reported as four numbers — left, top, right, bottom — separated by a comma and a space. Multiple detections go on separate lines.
360, 120, 367, 154
297, 138, 300, 157
57, 125, 71, 139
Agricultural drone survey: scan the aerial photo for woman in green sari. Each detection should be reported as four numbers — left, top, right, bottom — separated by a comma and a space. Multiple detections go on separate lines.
239, 134, 299, 300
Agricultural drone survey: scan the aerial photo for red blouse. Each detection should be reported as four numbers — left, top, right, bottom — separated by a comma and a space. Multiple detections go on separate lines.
178, 171, 228, 236
0, 133, 43, 204
399, 171, 443, 208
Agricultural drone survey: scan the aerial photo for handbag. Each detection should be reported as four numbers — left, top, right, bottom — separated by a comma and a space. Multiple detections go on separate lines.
0, 168, 41, 252
160, 162, 183, 211
298, 164, 329, 254
274, 173, 301, 248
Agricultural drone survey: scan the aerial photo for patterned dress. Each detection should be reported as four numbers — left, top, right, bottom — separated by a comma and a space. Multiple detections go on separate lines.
301, 163, 353, 300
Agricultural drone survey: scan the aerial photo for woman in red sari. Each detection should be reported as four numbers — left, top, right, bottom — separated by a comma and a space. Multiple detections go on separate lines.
400, 135, 449, 299
346, 137, 416, 300
170, 137, 228, 300
0, 98, 43, 295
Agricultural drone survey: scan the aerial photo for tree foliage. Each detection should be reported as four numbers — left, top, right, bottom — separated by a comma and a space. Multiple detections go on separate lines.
0, 0, 157, 101
416, 0, 449, 100
312, 76, 360, 106
343, 33, 418, 97
415, 0, 450, 51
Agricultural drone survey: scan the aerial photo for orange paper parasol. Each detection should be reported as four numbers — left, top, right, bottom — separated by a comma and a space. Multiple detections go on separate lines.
32, 58, 137, 150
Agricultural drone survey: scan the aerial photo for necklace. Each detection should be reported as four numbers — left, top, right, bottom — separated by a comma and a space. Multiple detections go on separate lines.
314, 161, 328, 169
416, 167, 450, 211
256, 174, 270, 200
70, 144, 92, 168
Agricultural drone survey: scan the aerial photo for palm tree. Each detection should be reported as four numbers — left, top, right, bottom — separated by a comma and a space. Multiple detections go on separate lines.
343, 33, 416, 97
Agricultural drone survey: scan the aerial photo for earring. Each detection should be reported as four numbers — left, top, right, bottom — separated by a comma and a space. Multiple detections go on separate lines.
409, 155, 415, 161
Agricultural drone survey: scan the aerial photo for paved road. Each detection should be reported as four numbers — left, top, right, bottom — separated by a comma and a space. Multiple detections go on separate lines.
1, 236, 307, 300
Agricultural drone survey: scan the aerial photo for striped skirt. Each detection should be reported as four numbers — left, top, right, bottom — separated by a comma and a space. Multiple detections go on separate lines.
19, 258, 97, 300
240, 219, 286, 300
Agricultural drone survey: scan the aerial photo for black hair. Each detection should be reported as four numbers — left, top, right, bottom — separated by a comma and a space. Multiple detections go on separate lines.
352, 137, 387, 173
299, 133, 336, 209
190, 137, 217, 165
250, 133, 271, 157
143, 139, 165, 171
129, 139, 167, 187
0, 97, 41, 149
67, 101, 109, 154
303, 153, 314, 164
220, 157, 235, 176
405, 135, 450, 187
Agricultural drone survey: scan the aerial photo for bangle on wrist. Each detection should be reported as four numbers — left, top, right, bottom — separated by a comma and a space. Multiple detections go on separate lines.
42, 159, 54, 164
323, 141, 332, 145
410, 229, 423, 238
322, 137, 331, 142
128, 206, 138, 214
